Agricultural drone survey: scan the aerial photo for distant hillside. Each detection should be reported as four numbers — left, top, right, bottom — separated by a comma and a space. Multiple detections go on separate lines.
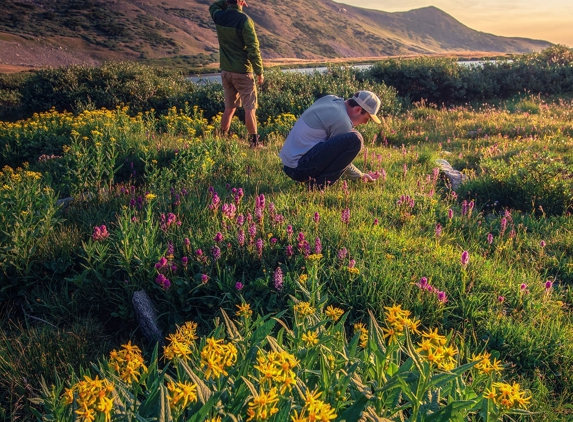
0, 0, 552, 71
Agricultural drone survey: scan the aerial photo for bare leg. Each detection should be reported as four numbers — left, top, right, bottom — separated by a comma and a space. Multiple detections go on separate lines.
244, 108, 257, 135
221, 107, 236, 133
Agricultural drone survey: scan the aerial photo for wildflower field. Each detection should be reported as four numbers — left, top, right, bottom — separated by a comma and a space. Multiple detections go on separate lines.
1, 48, 573, 421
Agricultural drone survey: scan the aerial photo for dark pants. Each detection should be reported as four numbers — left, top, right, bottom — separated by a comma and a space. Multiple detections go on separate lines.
283, 131, 363, 188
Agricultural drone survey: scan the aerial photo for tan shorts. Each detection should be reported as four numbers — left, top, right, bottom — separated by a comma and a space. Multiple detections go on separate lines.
221, 70, 258, 110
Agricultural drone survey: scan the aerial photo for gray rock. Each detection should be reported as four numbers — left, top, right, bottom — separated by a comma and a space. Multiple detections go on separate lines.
132, 290, 164, 344
435, 159, 467, 190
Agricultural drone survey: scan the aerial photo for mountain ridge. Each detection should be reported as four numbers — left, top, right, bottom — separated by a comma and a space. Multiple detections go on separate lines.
0, 0, 552, 72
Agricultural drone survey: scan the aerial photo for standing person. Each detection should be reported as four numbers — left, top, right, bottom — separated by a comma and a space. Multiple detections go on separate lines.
209, 0, 264, 148
279, 91, 383, 189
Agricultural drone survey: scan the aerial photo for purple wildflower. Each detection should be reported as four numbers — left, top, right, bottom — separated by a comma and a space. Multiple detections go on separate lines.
487, 233, 494, 245
255, 238, 263, 257
337, 248, 348, 260
435, 223, 442, 237
314, 237, 322, 254
274, 267, 283, 291
155, 274, 171, 290
235, 282, 244, 291
461, 250, 470, 267
211, 245, 221, 261
92, 225, 109, 241
341, 208, 350, 225
313, 212, 320, 224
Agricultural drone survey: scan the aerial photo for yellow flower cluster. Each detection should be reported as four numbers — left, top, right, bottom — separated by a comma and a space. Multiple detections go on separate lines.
163, 321, 199, 361
236, 303, 253, 318
291, 390, 337, 422
346, 267, 360, 275
109, 341, 147, 383
1, 166, 42, 184
293, 302, 316, 319
254, 350, 299, 394
353, 322, 368, 348
483, 382, 531, 409
246, 387, 279, 421
302, 330, 319, 347
298, 274, 308, 284
416, 328, 458, 371
200, 337, 237, 380
382, 304, 421, 344
306, 254, 323, 261
324, 305, 344, 321
167, 380, 198, 413
63, 375, 114, 422
471, 351, 504, 374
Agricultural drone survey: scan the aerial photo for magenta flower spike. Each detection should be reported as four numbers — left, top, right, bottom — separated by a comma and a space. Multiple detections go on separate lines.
314, 237, 322, 254
545, 280, 553, 290
461, 250, 470, 267
274, 267, 284, 291
235, 282, 244, 291
487, 233, 494, 245
313, 212, 320, 224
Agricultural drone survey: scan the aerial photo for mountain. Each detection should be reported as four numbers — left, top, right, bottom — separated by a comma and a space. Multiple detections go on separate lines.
0, 0, 552, 71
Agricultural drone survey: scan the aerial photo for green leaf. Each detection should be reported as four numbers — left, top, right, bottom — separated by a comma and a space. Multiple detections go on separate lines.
337, 393, 369, 421
423, 400, 479, 422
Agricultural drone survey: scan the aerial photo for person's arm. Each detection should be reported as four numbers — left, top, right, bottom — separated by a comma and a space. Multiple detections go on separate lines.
242, 18, 264, 77
209, 0, 227, 20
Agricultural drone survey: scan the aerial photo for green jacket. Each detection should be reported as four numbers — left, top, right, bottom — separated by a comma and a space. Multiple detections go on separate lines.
209, 0, 264, 75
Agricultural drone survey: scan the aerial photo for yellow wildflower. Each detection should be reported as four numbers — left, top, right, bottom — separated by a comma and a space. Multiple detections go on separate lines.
302, 331, 319, 347
109, 341, 147, 383
293, 302, 316, 318
236, 303, 253, 318
325, 305, 344, 321
246, 387, 279, 421
167, 380, 198, 412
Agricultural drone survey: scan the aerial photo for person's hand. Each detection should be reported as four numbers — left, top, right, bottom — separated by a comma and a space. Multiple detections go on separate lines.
361, 171, 381, 182
257, 74, 264, 85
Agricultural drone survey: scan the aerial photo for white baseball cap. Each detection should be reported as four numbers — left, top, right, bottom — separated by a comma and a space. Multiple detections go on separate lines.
353, 91, 381, 124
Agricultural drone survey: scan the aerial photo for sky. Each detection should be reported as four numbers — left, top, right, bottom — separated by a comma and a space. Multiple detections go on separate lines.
333, 0, 573, 47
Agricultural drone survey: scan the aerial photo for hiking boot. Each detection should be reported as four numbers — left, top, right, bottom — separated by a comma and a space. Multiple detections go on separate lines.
249, 134, 263, 149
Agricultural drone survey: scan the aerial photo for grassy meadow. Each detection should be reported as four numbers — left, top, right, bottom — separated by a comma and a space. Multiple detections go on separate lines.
2, 50, 573, 421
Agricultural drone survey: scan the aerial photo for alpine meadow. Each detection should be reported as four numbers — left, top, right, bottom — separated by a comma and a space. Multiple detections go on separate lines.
1, 46, 573, 421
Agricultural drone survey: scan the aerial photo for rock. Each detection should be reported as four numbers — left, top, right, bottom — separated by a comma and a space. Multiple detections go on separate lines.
435, 159, 467, 190
132, 290, 163, 344
56, 197, 74, 208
